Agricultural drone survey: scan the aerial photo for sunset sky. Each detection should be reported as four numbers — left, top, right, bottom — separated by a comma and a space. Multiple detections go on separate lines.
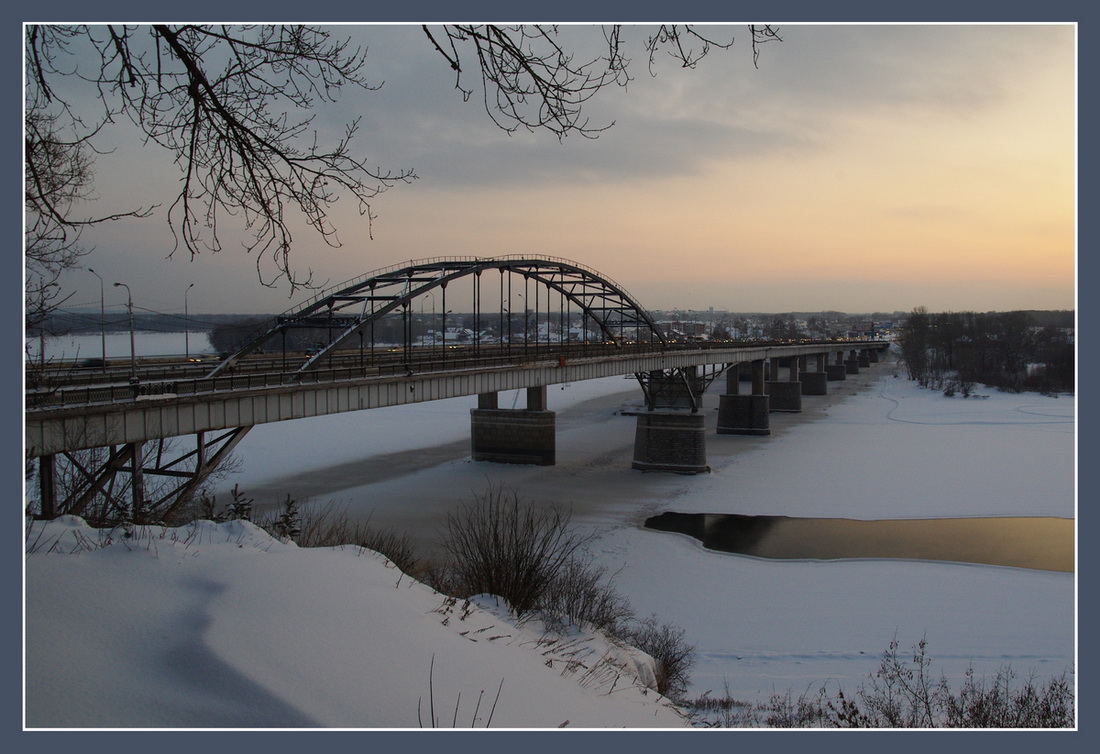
43, 22, 1077, 318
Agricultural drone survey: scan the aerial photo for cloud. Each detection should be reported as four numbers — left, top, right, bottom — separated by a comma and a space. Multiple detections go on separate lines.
334, 24, 1073, 191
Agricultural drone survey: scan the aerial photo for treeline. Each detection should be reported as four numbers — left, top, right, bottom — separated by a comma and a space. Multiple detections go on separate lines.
31, 309, 257, 337
898, 308, 1074, 395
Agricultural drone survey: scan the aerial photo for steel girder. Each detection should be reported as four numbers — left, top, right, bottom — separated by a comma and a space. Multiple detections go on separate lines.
34, 427, 252, 523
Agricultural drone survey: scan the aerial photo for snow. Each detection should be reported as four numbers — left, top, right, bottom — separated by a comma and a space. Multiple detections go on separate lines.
23, 344, 1076, 729
26, 518, 685, 729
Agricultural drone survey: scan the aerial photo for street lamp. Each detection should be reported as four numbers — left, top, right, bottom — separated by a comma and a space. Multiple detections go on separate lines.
113, 282, 136, 380
88, 268, 106, 369
420, 291, 436, 346
184, 283, 195, 360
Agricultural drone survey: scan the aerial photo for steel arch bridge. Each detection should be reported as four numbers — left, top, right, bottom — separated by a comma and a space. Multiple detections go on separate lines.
207, 255, 667, 378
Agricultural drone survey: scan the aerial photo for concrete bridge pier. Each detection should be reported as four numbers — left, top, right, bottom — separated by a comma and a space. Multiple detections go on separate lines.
845, 350, 861, 375
766, 356, 802, 412
470, 387, 556, 465
826, 350, 848, 380
858, 349, 872, 368
717, 360, 771, 435
799, 354, 829, 396
632, 411, 709, 473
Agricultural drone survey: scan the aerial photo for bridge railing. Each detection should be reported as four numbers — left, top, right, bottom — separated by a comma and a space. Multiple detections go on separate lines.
25, 341, 637, 409
26, 339, 888, 411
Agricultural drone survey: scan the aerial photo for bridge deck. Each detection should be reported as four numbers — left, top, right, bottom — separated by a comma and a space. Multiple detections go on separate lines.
26, 341, 888, 457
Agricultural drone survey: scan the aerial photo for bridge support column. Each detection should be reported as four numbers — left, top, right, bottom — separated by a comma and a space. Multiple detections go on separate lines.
867, 348, 880, 364
632, 412, 709, 473
38, 455, 56, 519
128, 441, 146, 522
825, 363, 848, 381
800, 354, 828, 395
858, 350, 872, 368
471, 388, 555, 465
717, 394, 771, 435
725, 364, 741, 395
800, 370, 828, 395
717, 360, 770, 435
845, 350, 861, 374
766, 380, 802, 412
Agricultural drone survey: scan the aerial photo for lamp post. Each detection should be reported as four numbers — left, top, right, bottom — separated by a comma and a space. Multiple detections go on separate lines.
421, 291, 436, 346
88, 268, 106, 369
113, 282, 136, 381
184, 283, 195, 360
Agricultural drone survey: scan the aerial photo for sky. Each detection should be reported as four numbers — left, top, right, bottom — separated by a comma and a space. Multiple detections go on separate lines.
36, 22, 1077, 319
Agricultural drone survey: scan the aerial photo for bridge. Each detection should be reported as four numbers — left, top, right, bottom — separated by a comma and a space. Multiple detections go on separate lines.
25, 255, 889, 523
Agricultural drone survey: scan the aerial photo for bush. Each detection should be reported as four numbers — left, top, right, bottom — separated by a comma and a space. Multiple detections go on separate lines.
539, 555, 633, 635
620, 617, 695, 700
434, 485, 695, 700
759, 636, 1074, 728
437, 485, 592, 616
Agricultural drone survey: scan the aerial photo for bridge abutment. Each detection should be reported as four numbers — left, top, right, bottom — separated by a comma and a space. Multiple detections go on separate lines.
470, 388, 555, 465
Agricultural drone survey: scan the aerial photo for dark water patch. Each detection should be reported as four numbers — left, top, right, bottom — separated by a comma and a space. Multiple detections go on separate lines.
645, 513, 1074, 572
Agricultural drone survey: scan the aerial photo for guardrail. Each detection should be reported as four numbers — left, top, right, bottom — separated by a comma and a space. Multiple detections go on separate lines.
26, 339, 887, 410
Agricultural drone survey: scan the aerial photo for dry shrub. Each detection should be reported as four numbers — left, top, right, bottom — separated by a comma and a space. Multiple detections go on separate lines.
760, 636, 1074, 728
437, 485, 591, 615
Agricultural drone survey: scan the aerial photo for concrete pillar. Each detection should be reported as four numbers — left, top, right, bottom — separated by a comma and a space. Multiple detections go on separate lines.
816, 353, 827, 372
858, 350, 871, 368
868, 348, 880, 363
766, 380, 802, 412
632, 412, 709, 473
478, 392, 498, 409
845, 351, 860, 374
835, 351, 845, 365
752, 360, 766, 395
717, 394, 771, 435
725, 364, 740, 395
825, 363, 848, 381
791, 357, 802, 381
717, 359, 770, 435
800, 371, 828, 395
471, 407, 556, 465
526, 385, 548, 411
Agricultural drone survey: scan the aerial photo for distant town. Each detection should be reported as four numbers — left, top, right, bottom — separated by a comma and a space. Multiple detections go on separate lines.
32, 306, 1074, 351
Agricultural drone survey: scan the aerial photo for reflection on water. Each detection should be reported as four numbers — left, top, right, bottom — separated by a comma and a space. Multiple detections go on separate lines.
645, 513, 1074, 572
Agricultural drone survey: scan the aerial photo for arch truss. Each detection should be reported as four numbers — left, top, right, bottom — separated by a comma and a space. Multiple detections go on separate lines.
207, 255, 666, 377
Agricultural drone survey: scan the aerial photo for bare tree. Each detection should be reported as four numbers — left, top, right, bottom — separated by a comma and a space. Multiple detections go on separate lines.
422, 24, 780, 139
23, 109, 152, 331
25, 23, 780, 303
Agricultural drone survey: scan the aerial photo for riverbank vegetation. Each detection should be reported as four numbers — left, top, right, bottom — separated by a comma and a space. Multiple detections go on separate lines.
897, 308, 1074, 395
684, 636, 1073, 728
